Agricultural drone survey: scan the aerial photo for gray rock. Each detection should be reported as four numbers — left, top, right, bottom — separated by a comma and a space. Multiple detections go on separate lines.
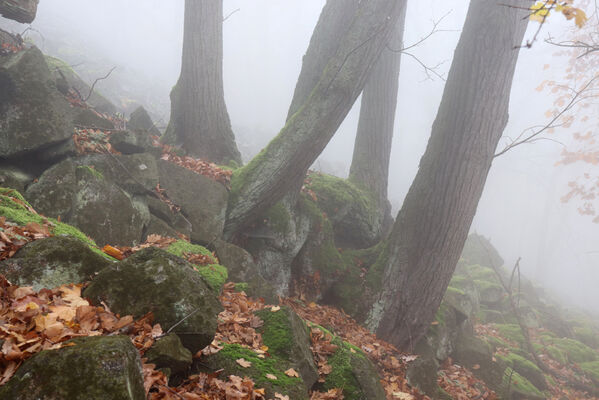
109, 130, 152, 155
73, 108, 115, 130
0, 0, 39, 24
0, 167, 32, 193
145, 333, 192, 377
0, 47, 74, 158
157, 160, 228, 245
0, 335, 145, 400
0, 236, 111, 290
129, 106, 160, 136
25, 158, 78, 219
83, 247, 222, 353
146, 194, 192, 238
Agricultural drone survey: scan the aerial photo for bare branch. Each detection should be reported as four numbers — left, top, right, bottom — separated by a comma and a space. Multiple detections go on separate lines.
223, 8, 240, 22
84, 66, 116, 102
494, 75, 599, 158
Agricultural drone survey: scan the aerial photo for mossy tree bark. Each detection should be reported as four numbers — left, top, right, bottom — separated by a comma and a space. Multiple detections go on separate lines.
164, 0, 241, 164
224, 0, 407, 237
348, 2, 407, 229
286, 0, 361, 120
368, 0, 531, 351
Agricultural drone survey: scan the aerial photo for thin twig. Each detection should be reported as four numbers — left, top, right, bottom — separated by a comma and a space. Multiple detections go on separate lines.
223, 8, 240, 22
84, 66, 116, 102
166, 308, 200, 334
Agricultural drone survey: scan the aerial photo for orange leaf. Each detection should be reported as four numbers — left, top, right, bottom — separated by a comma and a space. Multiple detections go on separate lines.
102, 244, 124, 260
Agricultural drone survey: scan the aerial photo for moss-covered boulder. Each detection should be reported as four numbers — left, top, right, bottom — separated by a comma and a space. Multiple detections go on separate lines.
78, 153, 159, 196
199, 343, 310, 399
165, 240, 228, 292
0, 335, 145, 400
157, 160, 228, 244
145, 333, 192, 378
83, 247, 222, 353
451, 335, 507, 391
0, 47, 74, 158
497, 352, 547, 391
0, 235, 111, 290
213, 239, 277, 302
255, 307, 318, 389
26, 159, 145, 246
304, 172, 381, 248
499, 368, 545, 400
317, 338, 386, 400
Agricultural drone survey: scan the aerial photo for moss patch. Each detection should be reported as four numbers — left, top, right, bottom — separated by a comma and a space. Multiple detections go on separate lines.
501, 368, 544, 398
76, 165, 103, 180
195, 264, 227, 292
166, 240, 214, 259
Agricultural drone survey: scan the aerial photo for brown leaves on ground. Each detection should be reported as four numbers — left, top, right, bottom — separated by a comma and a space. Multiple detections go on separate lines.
73, 127, 119, 155
0, 216, 52, 261
0, 277, 156, 384
437, 361, 497, 400
154, 139, 233, 187
148, 372, 266, 400
283, 298, 427, 399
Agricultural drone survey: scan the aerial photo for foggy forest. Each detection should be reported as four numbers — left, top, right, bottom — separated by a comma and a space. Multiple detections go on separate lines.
0, 0, 598, 399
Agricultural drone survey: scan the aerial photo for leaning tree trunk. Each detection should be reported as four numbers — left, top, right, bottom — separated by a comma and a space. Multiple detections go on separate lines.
368, 0, 531, 351
286, 0, 361, 120
348, 3, 407, 230
164, 0, 241, 164
224, 0, 407, 237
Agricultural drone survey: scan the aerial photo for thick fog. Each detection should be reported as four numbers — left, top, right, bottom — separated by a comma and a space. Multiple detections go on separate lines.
2, 0, 597, 313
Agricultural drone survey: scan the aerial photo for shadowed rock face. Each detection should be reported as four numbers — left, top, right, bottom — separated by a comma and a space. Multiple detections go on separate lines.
0, 0, 39, 24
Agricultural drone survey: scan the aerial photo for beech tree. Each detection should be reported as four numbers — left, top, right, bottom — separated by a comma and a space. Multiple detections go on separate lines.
348, 4, 407, 231
223, 0, 407, 237
165, 0, 241, 164
366, 0, 531, 350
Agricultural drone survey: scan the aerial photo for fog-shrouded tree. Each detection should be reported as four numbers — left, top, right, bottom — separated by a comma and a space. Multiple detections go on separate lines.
164, 0, 241, 165
366, 0, 531, 350
223, 0, 407, 237
348, 4, 408, 233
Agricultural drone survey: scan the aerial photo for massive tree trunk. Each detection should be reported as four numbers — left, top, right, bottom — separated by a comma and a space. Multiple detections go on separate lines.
286, 0, 361, 120
348, 3, 407, 230
164, 0, 241, 165
224, 0, 407, 238
368, 0, 531, 351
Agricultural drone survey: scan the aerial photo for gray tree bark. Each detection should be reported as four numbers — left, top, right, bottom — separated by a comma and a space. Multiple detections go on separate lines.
349, 2, 407, 230
164, 0, 241, 164
368, 0, 531, 351
224, 0, 407, 237
286, 0, 361, 120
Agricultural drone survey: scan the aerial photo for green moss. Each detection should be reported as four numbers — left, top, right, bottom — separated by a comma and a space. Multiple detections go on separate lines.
52, 220, 111, 260
255, 308, 294, 358
573, 325, 599, 349
460, 264, 499, 283
321, 339, 367, 399
234, 282, 249, 292
166, 240, 214, 260
544, 345, 568, 365
494, 324, 526, 345
76, 165, 103, 180
498, 352, 543, 376
580, 360, 599, 382
541, 337, 597, 363
195, 264, 227, 292
263, 202, 290, 233
214, 344, 304, 396
44, 55, 75, 74
501, 368, 544, 398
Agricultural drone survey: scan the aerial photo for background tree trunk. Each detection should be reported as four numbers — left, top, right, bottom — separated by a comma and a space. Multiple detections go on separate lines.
224, 0, 407, 238
349, 2, 408, 231
368, 0, 531, 351
164, 0, 241, 165
286, 0, 360, 120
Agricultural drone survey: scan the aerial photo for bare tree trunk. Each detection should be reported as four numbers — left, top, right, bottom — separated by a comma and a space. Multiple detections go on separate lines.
286, 0, 361, 120
368, 0, 531, 351
164, 0, 241, 165
224, 0, 407, 238
349, 3, 407, 229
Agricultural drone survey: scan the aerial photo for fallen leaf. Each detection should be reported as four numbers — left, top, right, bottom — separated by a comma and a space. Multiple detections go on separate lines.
236, 358, 252, 368
265, 373, 277, 380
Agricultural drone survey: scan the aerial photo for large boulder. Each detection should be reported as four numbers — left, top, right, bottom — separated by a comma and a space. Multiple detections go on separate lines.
0, 47, 74, 159
0, 235, 111, 290
145, 333, 192, 378
0, 335, 145, 400
200, 307, 317, 399
26, 159, 145, 246
0, 0, 38, 23
128, 106, 160, 136
157, 160, 228, 244
83, 247, 222, 353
